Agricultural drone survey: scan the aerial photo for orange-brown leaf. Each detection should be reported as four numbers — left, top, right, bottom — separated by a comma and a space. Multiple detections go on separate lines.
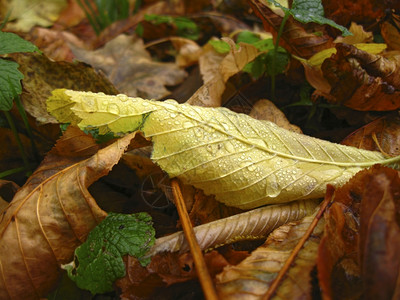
321, 43, 400, 111
318, 165, 400, 299
248, 0, 334, 59
341, 113, 400, 156
359, 167, 400, 299
0, 132, 136, 299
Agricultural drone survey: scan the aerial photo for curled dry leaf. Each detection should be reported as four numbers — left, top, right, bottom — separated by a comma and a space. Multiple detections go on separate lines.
187, 39, 259, 107
0, 130, 137, 299
359, 166, 400, 299
381, 21, 400, 50
334, 22, 373, 44
27, 27, 86, 62
249, 99, 302, 133
341, 113, 400, 157
48, 90, 400, 209
248, 0, 334, 59
146, 199, 318, 256
318, 165, 400, 300
216, 205, 325, 299
321, 43, 400, 111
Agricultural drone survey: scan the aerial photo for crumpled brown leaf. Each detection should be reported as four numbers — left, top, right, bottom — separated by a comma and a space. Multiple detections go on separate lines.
248, 0, 334, 59
318, 165, 400, 300
341, 113, 400, 157
249, 99, 302, 133
71, 34, 188, 100
321, 43, 400, 111
186, 38, 259, 107
359, 167, 400, 299
215, 205, 324, 299
0, 130, 137, 299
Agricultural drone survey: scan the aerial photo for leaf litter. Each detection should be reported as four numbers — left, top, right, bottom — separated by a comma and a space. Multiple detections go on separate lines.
1, 0, 400, 298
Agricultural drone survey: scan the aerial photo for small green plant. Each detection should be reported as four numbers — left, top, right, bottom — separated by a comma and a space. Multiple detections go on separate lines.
140, 14, 200, 40
64, 212, 155, 294
0, 25, 41, 178
77, 0, 137, 35
209, 31, 289, 79
267, 0, 351, 100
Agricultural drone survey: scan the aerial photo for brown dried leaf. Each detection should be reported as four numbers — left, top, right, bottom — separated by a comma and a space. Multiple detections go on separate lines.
249, 99, 302, 133
321, 43, 400, 111
248, 0, 334, 59
318, 165, 400, 300
51, 125, 99, 157
335, 22, 373, 44
359, 167, 400, 299
0, 132, 137, 299
147, 200, 318, 256
341, 113, 400, 157
318, 202, 362, 300
12, 52, 118, 124
215, 205, 324, 299
27, 27, 86, 62
117, 250, 234, 299
381, 21, 400, 51
187, 39, 258, 107
71, 34, 187, 100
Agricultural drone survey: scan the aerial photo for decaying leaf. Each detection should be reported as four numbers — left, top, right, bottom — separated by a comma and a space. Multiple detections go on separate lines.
248, 0, 334, 59
146, 199, 318, 256
381, 21, 400, 50
321, 43, 400, 111
187, 39, 259, 107
47, 90, 400, 209
341, 113, 400, 157
1, 0, 67, 32
318, 165, 400, 300
71, 34, 187, 100
359, 166, 400, 299
11, 52, 118, 124
0, 130, 136, 299
249, 99, 302, 133
215, 205, 325, 299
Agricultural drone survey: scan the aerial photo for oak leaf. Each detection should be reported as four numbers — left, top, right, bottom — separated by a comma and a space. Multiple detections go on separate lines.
0, 130, 136, 299
47, 90, 400, 209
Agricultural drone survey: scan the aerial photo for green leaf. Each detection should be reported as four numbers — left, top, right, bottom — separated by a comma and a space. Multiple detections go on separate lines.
47, 90, 400, 210
236, 31, 261, 44
209, 40, 231, 54
0, 31, 39, 55
64, 212, 155, 294
144, 14, 200, 40
268, 0, 352, 36
0, 59, 23, 111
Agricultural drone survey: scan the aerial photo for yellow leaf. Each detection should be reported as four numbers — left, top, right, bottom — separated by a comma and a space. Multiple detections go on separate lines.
47, 90, 400, 209
2, 0, 67, 32
306, 43, 387, 68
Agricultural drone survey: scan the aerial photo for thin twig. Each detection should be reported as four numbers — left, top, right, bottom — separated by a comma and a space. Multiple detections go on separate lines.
170, 179, 219, 300
262, 186, 335, 300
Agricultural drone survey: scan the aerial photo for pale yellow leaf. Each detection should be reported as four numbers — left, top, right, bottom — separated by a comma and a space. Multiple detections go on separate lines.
47, 90, 400, 209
